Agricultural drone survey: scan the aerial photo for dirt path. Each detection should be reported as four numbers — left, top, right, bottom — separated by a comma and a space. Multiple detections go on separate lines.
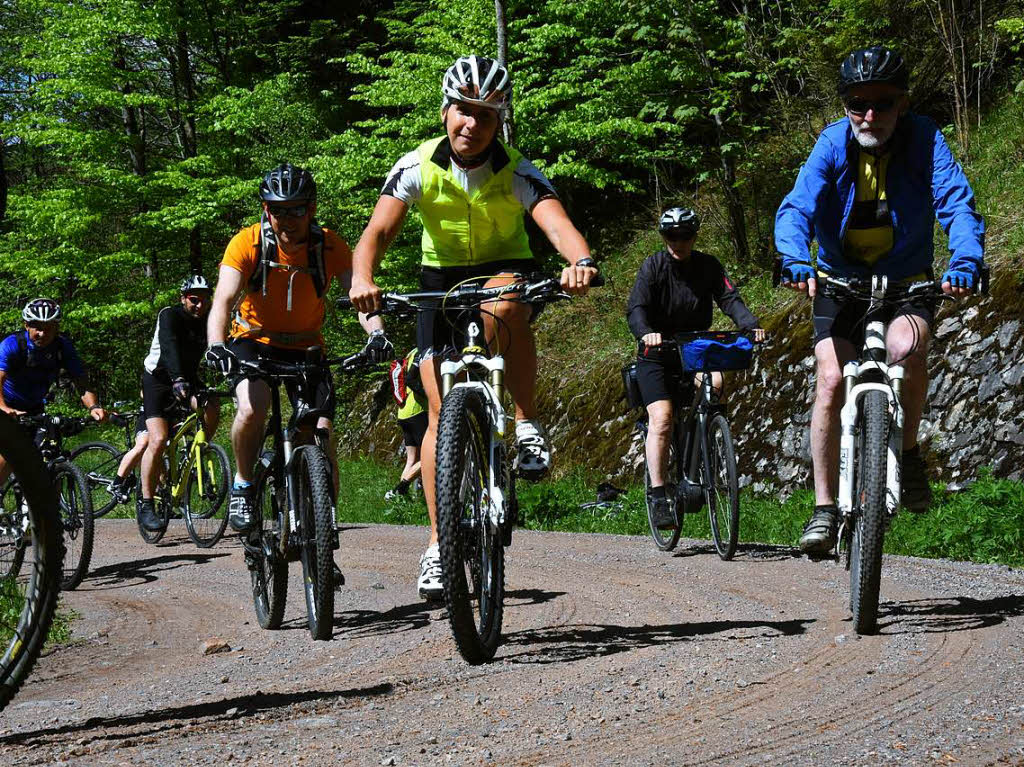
2, 520, 1023, 766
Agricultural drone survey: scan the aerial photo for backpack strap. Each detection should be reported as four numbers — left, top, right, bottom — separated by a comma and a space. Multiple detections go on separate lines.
247, 215, 328, 306
11, 331, 64, 372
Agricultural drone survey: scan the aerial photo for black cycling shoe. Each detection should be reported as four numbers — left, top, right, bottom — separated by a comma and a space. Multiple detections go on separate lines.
332, 562, 345, 590
228, 485, 256, 533
901, 446, 933, 512
648, 496, 677, 529
112, 474, 136, 504
136, 499, 166, 533
799, 505, 838, 554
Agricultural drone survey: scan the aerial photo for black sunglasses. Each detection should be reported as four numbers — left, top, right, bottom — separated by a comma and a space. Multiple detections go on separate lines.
662, 229, 697, 242
266, 204, 310, 218
844, 97, 898, 116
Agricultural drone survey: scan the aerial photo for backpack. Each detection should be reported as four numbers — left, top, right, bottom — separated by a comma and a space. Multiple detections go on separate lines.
389, 348, 423, 406
247, 214, 328, 306
10, 331, 65, 373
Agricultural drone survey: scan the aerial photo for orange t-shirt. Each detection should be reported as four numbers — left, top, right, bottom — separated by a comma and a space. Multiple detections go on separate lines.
221, 223, 352, 349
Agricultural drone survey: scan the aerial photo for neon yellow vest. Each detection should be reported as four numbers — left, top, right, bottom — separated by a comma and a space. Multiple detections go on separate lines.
397, 348, 425, 421
416, 136, 534, 268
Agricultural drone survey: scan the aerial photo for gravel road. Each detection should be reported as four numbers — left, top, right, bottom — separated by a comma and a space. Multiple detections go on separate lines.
1, 520, 1023, 766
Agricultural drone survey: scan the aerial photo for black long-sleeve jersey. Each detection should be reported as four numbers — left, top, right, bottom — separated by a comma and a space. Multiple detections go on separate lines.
143, 305, 207, 382
626, 250, 758, 339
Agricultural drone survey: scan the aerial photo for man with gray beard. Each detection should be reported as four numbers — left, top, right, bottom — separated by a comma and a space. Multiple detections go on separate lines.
774, 46, 985, 553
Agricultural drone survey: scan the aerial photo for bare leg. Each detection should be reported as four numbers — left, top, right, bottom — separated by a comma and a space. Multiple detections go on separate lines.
418, 356, 443, 546
231, 378, 270, 483
810, 337, 857, 506
117, 432, 148, 478
140, 417, 169, 499
401, 445, 422, 483
886, 314, 931, 448
481, 278, 537, 422
645, 399, 673, 487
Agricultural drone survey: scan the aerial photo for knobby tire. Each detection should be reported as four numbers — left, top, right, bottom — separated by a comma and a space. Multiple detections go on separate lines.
850, 390, 888, 635
435, 386, 504, 664
296, 447, 335, 641
250, 457, 287, 630
706, 413, 740, 561
55, 462, 94, 590
183, 442, 230, 548
69, 441, 122, 518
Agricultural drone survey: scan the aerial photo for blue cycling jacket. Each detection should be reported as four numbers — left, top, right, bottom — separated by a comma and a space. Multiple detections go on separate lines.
0, 332, 85, 411
774, 113, 985, 281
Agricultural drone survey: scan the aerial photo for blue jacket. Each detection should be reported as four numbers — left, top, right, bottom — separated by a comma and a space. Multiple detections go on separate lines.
774, 113, 985, 281
0, 332, 85, 411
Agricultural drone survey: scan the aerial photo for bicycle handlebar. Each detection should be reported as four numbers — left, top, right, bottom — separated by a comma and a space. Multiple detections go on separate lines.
237, 350, 375, 380
17, 413, 90, 436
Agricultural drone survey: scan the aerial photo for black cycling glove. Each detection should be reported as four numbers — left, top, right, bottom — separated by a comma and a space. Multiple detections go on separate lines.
205, 343, 238, 375
363, 330, 395, 363
172, 378, 191, 403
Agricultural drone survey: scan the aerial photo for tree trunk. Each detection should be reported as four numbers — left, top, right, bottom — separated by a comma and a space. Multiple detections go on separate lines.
494, 0, 514, 145
173, 1, 202, 274
713, 112, 750, 264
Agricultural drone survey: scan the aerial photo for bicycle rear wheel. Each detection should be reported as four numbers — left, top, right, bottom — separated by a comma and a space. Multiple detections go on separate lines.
850, 390, 888, 635
69, 441, 122, 518
705, 413, 740, 560
0, 413, 63, 712
0, 483, 27, 580
436, 386, 504, 664
184, 443, 230, 548
645, 422, 682, 551
295, 447, 335, 641
248, 457, 287, 630
55, 462, 94, 590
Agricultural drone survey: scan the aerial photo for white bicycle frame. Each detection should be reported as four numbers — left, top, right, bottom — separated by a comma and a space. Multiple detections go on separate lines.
836, 276, 906, 521
439, 322, 508, 533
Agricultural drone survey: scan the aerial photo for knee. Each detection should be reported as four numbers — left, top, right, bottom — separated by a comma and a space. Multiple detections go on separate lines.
647, 405, 673, 436
814, 366, 845, 408
235, 400, 262, 425
145, 437, 166, 456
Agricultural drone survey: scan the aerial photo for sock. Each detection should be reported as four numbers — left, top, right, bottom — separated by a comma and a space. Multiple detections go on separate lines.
814, 503, 837, 516
394, 479, 411, 495
650, 485, 666, 500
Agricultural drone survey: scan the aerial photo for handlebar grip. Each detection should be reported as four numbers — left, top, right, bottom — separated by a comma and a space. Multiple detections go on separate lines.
979, 264, 990, 295
772, 257, 782, 288
589, 274, 606, 288
337, 296, 353, 310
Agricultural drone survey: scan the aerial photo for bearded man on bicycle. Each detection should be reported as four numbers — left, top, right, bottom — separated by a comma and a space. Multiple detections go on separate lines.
135, 275, 221, 532
627, 208, 764, 529
206, 164, 391, 533
775, 46, 986, 554
0, 299, 107, 483
348, 55, 599, 600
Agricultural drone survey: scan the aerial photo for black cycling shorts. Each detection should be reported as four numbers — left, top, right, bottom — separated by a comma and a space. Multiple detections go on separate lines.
417, 258, 540, 360
812, 290, 937, 347
398, 411, 428, 448
141, 370, 193, 421
228, 338, 336, 421
635, 345, 695, 407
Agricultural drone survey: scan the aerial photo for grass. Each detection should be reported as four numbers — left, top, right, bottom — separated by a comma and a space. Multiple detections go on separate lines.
0, 579, 74, 649
338, 457, 1024, 568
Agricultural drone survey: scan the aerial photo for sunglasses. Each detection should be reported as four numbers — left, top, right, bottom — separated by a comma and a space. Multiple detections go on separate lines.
662, 230, 697, 242
184, 294, 208, 304
266, 204, 310, 218
844, 97, 898, 116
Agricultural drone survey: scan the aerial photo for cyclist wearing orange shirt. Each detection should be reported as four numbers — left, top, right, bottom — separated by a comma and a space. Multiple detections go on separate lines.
206, 163, 391, 532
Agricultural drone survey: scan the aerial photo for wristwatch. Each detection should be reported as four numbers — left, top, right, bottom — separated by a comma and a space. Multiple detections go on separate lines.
574, 257, 597, 269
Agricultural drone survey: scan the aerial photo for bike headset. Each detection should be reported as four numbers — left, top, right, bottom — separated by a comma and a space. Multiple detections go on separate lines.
438, 274, 520, 358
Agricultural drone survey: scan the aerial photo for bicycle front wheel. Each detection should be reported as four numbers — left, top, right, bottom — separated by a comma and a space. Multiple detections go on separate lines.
0, 413, 63, 712
249, 457, 287, 630
55, 462, 94, 590
705, 413, 740, 560
184, 443, 230, 548
0, 483, 27, 580
850, 390, 888, 635
436, 386, 504, 664
69, 441, 122, 518
295, 447, 335, 641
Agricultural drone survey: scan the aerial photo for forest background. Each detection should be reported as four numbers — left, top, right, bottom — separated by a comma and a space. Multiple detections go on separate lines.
2, 0, 1023, 414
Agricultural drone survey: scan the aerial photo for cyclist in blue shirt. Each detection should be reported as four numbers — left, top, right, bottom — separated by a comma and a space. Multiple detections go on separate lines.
775, 47, 985, 553
0, 298, 107, 482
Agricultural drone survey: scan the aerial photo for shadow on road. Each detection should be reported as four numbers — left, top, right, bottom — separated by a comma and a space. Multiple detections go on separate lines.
878, 593, 1024, 634
500, 617, 814, 664
277, 600, 438, 638
83, 551, 231, 591
671, 542, 803, 561
0, 682, 393, 747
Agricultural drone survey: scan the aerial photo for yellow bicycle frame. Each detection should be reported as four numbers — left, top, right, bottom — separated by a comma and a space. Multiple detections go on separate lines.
163, 410, 214, 505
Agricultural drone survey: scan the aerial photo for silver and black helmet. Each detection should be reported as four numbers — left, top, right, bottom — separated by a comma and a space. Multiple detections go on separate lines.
658, 207, 701, 239
180, 275, 211, 293
259, 162, 317, 203
442, 55, 512, 113
22, 298, 62, 323
838, 47, 908, 94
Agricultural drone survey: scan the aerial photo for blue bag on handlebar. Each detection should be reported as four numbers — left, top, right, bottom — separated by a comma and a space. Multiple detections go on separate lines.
679, 335, 753, 373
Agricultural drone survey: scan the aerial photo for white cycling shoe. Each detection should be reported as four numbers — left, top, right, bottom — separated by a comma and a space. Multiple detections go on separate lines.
418, 543, 444, 601
515, 419, 551, 480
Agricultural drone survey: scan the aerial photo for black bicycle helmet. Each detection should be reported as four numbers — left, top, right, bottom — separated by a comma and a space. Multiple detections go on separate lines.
838, 46, 908, 94
259, 163, 317, 203
22, 298, 62, 323
658, 207, 701, 239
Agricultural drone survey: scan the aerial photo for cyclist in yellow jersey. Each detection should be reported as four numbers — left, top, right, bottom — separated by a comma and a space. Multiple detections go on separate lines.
349, 55, 599, 600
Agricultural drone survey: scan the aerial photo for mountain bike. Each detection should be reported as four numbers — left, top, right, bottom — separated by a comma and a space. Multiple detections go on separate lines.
130, 393, 231, 548
627, 331, 753, 560
342, 273, 602, 663
240, 349, 372, 641
1, 414, 93, 589
70, 407, 143, 518
822, 273, 985, 634
0, 411, 63, 712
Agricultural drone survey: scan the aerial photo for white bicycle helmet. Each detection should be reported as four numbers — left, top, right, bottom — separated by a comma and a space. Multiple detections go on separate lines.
441, 55, 512, 113
22, 298, 62, 323
180, 274, 211, 293
658, 207, 701, 238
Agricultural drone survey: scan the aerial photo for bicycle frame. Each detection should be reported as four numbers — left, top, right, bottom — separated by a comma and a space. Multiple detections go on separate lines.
439, 321, 509, 532
163, 410, 211, 506
676, 373, 719, 502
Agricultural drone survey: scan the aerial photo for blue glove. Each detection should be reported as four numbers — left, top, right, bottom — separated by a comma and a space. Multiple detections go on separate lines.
942, 267, 976, 290
781, 262, 815, 285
